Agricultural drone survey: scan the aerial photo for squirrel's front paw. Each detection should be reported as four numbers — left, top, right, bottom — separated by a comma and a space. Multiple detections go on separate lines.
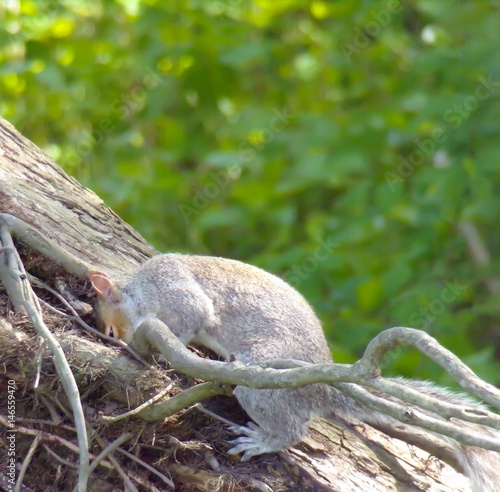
227, 422, 270, 461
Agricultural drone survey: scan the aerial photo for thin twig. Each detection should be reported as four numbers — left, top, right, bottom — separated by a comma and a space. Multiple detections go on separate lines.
14, 417, 75, 432
43, 444, 79, 468
101, 384, 173, 423
90, 431, 142, 492
15, 434, 41, 492
0, 227, 27, 313
0, 415, 112, 469
195, 404, 238, 427
113, 464, 140, 492
88, 433, 133, 474
124, 470, 163, 492
116, 448, 175, 489
33, 338, 45, 389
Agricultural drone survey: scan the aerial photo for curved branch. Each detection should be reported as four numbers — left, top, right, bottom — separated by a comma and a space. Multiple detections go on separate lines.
137, 382, 227, 421
359, 327, 500, 407
0, 213, 91, 277
262, 358, 500, 429
132, 319, 500, 453
0, 224, 90, 492
338, 383, 500, 452
88, 433, 133, 475
361, 376, 500, 429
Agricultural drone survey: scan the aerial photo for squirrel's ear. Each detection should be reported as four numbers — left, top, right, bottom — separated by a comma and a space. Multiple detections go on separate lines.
88, 271, 122, 302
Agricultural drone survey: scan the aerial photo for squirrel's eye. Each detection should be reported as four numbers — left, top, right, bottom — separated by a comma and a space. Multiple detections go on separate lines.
109, 326, 115, 338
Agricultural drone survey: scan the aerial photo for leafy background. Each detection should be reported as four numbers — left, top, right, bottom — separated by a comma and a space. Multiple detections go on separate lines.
1, 0, 499, 385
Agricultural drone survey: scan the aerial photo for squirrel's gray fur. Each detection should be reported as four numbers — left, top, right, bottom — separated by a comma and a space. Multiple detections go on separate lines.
90, 254, 500, 491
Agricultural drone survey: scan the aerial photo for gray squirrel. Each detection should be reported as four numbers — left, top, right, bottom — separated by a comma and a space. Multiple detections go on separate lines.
89, 253, 500, 491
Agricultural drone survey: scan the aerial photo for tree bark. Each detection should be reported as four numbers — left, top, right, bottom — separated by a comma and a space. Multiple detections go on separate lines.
0, 117, 155, 273
0, 116, 468, 491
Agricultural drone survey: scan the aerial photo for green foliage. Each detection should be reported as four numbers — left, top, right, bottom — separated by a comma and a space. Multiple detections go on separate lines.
1, 0, 499, 384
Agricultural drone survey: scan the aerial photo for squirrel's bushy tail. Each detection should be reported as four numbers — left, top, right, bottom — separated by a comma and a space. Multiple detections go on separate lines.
459, 443, 500, 492
323, 379, 500, 492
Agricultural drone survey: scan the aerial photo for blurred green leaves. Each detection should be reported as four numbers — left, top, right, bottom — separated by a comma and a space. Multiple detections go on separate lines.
1, 0, 498, 384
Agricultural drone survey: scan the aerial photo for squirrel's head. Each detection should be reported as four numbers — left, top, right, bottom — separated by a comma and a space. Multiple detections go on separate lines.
88, 271, 135, 343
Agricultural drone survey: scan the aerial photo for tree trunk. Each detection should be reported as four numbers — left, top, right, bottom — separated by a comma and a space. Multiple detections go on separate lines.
0, 116, 468, 491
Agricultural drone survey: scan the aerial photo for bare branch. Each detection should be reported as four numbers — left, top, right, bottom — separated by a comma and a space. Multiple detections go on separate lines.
115, 448, 175, 489
137, 382, 227, 421
359, 327, 500, 408
0, 416, 111, 469
261, 358, 500, 428
0, 213, 92, 277
0, 223, 90, 492
88, 433, 133, 475
16, 435, 41, 492
132, 319, 500, 453
101, 383, 173, 423
338, 383, 499, 452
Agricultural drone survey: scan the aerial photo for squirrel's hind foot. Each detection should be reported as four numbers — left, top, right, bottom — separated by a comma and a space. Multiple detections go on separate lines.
227, 422, 281, 461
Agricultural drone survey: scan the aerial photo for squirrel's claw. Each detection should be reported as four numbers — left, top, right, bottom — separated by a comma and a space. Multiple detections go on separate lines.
227, 422, 270, 461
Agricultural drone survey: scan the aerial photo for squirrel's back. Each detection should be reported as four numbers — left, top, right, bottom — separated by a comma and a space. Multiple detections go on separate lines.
121, 254, 333, 363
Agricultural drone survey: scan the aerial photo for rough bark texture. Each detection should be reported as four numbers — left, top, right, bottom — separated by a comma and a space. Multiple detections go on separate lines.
0, 116, 468, 491
0, 118, 155, 273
